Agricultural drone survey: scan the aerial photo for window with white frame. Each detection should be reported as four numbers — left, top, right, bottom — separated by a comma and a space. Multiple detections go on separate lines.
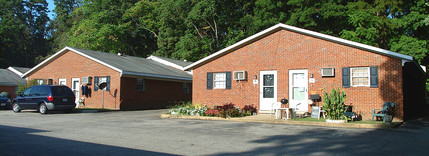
351, 67, 370, 86
36, 79, 44, 85
137, 78, 145, 91
99, 77, 107, 83
213, 73, 226, 89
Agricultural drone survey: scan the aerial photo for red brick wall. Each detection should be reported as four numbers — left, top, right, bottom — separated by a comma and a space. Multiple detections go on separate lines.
0, 85, 17, 99
120, 77, 192, 110
27, 51, 122, 110
193, 30, 404, 121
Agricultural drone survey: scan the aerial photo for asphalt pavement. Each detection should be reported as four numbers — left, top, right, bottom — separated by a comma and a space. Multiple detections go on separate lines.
0, 109, 428, 155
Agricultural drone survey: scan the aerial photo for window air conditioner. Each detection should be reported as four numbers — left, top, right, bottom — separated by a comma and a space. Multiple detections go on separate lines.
82, 77, 92, 85
233, 71, 247, 80
321, 68, 335, 77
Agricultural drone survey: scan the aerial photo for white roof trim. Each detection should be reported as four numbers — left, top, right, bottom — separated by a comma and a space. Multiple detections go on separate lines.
121, 71, 192, 81
7, 67, 24, 76
22, 46, 122, 78
185, 23, 414, 70
66, 47, 122, 73
147, 55, 185, 71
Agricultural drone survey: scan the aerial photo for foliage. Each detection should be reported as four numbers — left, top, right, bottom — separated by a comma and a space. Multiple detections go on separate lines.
322, 88, 348, 120
17, 79, 38, 94
217, 103, 245, 118
2, 0, 429, 69
205, 109, 220, 117
426, 81, 429, 93
0, 0, 51, 68
242, 104, 258, 116
169, 101, 207, 116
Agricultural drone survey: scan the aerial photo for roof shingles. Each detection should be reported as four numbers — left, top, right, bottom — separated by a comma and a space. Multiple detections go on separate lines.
70, 47, 192, 80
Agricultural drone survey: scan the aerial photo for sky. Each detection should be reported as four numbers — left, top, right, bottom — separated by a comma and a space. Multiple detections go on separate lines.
47, 0, 56, 20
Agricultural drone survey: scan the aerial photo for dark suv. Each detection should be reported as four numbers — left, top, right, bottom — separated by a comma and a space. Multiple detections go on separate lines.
12, 85, 76, 114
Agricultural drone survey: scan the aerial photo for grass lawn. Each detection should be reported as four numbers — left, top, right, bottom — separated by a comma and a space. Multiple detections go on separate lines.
289, 116, 390, 125
289, 117, 326, 122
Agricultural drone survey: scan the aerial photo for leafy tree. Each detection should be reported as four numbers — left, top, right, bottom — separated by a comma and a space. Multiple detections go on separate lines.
0, 0, 51, 68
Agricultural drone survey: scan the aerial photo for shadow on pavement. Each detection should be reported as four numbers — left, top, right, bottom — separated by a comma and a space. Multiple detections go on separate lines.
212, 119, 429, 155
0, 125, 175, 156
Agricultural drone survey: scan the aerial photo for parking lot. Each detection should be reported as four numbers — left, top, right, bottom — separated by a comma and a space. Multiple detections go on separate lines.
0, 109, 429, 155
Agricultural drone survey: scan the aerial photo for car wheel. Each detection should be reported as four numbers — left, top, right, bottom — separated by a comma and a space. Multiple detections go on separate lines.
12, 103, 21, 113
39, 103, 48, 114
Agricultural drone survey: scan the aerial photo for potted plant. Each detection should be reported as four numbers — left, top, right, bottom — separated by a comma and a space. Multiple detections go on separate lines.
322, 88, 348, 123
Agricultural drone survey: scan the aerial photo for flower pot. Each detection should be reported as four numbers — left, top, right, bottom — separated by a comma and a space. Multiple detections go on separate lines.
326, 119, 346, 123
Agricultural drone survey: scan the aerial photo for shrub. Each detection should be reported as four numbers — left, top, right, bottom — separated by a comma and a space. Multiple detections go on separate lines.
205, 109, 220, 117
322, 88, 348, 120
217, 103, 244, 118
169, 101, 207, 116
17, 79, 37, 94
242, 104, 257, 115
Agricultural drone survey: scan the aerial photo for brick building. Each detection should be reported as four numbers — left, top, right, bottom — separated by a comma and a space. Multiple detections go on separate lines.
23, 47, 192, 110
184, 23, 426, 121
0, 67, 30, 99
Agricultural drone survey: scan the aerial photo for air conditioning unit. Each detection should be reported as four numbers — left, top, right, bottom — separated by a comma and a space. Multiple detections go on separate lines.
321, 68, 335, 77
82, 77, 92, 85
233, 71, 247, 80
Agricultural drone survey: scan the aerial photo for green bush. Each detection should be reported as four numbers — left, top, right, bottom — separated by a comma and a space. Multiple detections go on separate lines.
169, 101, 207, 116
322, 88, 348, 120
17, 79, 37, 94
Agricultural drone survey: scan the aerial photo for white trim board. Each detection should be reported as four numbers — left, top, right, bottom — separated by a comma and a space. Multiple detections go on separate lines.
7, 67, 24, 76
21, 47, 192, 82
185, 23, 414, 70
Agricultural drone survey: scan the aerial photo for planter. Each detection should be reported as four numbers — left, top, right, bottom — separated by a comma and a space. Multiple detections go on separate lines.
326, 119, 346, 123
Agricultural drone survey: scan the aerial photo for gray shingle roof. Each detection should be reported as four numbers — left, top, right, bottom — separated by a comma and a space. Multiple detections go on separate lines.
152, 56, 193, 68
0, 69, 26, 86
68, 47, 192, 80
9, 67, 31, 76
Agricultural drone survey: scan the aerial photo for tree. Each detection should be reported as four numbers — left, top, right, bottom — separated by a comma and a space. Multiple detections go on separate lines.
0, 0, 51, 68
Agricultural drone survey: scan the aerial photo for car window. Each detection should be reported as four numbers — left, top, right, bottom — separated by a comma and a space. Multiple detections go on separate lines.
30, 86, 41, 96
39, 87, 50, 96
51, 86, 74, 96
23, 87, 32, 96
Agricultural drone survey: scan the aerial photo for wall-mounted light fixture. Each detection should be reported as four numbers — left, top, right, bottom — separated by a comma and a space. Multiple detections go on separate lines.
310, 74, 314, 78
254, 75, 258, 80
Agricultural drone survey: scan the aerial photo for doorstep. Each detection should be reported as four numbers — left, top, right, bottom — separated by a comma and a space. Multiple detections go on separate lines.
160, 113, 402, 129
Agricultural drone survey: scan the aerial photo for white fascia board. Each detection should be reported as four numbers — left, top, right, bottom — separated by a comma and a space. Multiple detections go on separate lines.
121, 71, 192, 81
7, 67, 23, 76
185, 23, 414, 70
22, 46, 123, 78
147, 55, 185, 71
277, 24, 414, 61
22, 46, 71, 78
66, 47, 123, 73
184, 24, 281, 70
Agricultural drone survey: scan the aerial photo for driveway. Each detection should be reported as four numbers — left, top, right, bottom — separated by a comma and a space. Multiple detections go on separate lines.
0, 109, 428, 155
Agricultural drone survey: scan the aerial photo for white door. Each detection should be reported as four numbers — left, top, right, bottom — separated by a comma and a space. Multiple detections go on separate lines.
71, 78, 80, 106
259, 70, 277, 111
289, 69, 308, 112
59, 78, 66, 86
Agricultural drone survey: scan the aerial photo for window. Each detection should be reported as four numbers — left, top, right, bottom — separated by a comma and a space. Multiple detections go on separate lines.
207, 72, 231, 90
99, 77, 107, 83
351, 67, 370, 86
36, 79, 44, 85
213, 73, 226, 89
183, 83, 190, 94
35, 79, 53, 85
137, 78, 145, 91
94, 76, 110, 91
